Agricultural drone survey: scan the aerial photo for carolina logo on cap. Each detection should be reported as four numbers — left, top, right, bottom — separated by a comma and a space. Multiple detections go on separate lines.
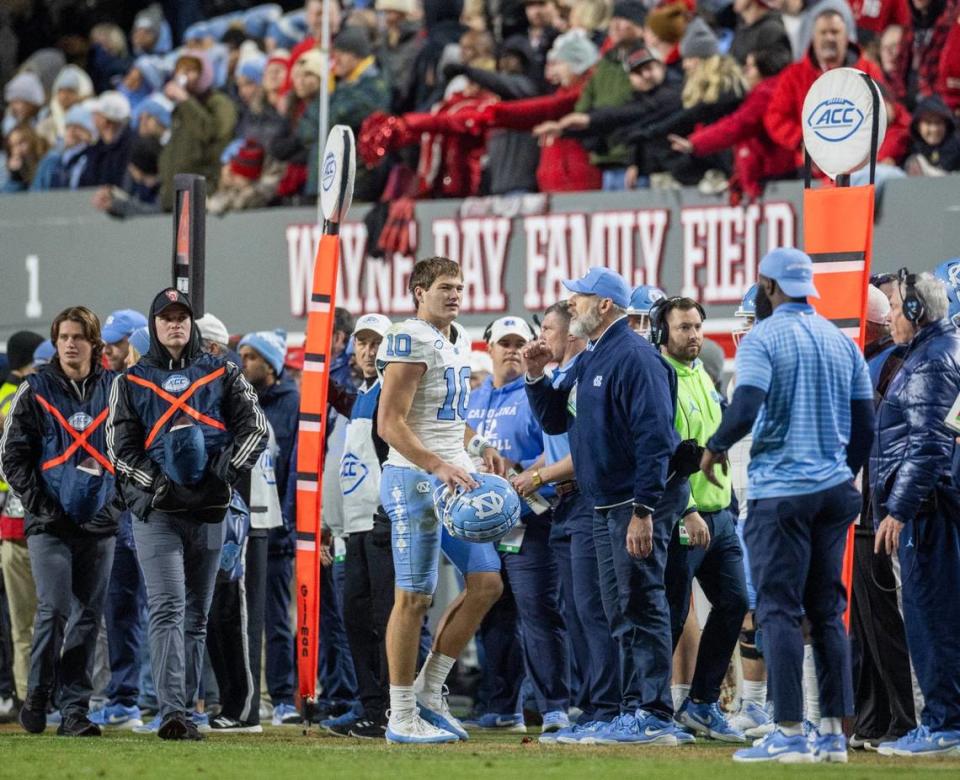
165, 290, 179, 302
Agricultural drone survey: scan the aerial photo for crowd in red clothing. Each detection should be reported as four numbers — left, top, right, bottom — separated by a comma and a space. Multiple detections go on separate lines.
2, 0, 960, 214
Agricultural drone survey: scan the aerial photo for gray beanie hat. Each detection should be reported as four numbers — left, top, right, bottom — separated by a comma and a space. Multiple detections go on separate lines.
333, 26, 372, 59
547, 31, 600, 75
680, 17, 719, 59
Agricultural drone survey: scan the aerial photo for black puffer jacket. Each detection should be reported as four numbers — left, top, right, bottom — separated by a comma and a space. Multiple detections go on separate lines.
107, 290, 268, 522
870, 319, 960, 526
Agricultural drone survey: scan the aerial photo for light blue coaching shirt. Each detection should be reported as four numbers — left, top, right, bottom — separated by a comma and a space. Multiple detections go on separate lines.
735, 302, 873, 500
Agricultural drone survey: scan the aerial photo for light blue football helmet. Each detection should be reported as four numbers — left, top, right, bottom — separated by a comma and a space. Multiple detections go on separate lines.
933, 259, 960, 328
433, 473, 521, 543
626, 285, 666, 336
733, 284, 758, 348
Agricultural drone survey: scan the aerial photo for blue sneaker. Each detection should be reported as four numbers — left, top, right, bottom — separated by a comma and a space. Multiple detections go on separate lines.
877, 725, 960, 757
541, 710, 571, 734
733, 728, 815, 763
730, 701, 773, 738
677, 699, 745, 743
592, 710, 679, 746
89, 703, 143, 730
272, 703, 302, 726
669, 722, 697, 745
554, 720, 609, 744
192, 712, 210, 732
46, 711, 61, 726
463, 712, 526, 732
320, 710, 359, 734
814, 733, 848, 763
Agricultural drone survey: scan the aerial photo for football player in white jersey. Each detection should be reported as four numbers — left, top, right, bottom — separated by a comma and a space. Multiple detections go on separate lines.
377, 257, 507, 744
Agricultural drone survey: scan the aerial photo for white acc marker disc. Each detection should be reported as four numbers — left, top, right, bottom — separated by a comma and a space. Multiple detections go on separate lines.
801, 67, 887, 180
319, 124, 356, 224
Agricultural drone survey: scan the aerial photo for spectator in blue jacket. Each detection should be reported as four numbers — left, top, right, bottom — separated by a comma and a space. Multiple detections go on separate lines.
466, 316, 569, 734
79, 91, 134, 188
237, 328, 301, 725
871, 271, 960, 757
525, 266, 690, 746
31, 103, 97, 191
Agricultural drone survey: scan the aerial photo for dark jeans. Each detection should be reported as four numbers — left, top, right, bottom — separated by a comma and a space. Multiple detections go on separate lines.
104, 517, 144, 708
343, 520, 394, 721
898, 507, 960, 732
208, 573, 257, 723
265, 553, 295, 705
851, 527, 916, 739
550, 492, 619, 721
26, 531, 114, 716
745, 481, 860, 723
665, 508, 749, 704
594, 480, 689, 719
0, 566, 14, 699
243, 531, 268, 723
476, 563, 524, 715
134, 513, 223, 719
319, 558, 358, 708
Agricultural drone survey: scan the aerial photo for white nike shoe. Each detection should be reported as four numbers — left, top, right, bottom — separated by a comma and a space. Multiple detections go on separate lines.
416, 688, 468, 740
386, 709, 460, 744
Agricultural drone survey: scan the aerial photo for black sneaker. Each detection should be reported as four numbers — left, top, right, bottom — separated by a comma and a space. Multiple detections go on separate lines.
57, 714, 102, 737
209, 714, 263, 734
183, 718, 205, 741
158, 713, 189, 740
18, 701, 47, 734
348, 718, 387, 739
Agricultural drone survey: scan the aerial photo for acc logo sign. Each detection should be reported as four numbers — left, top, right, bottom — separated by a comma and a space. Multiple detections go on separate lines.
162, 374, 190, 393
68, 412, 93, 431
339, 453, 369, 495
321, 151, 337, 192
806, 98, 864, 142
470, 490, 505, 520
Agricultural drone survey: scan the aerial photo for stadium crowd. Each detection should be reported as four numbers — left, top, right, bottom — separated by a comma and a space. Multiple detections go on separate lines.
0, 252, 959, 761
1, 0, 960, 215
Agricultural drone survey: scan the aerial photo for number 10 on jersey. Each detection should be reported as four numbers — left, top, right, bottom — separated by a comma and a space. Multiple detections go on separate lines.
439, 367, 471, 421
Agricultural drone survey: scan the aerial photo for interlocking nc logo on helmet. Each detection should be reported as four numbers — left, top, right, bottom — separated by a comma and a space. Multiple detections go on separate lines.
469, 491, 505, 520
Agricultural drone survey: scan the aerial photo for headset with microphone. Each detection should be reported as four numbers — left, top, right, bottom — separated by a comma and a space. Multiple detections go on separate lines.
898, 267, 927, 324
647, 296, 707, 347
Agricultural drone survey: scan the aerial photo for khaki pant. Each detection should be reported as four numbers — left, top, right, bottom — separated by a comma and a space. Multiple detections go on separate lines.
1, 540, 36, 699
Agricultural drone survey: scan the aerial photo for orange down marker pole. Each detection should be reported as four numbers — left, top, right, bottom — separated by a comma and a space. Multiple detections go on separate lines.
295, 126, 357, 724
804, 183, 876, 631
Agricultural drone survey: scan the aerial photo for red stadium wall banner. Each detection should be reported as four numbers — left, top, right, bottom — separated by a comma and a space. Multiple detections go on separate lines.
294, 234, 340, 709
804, 184, 876, 631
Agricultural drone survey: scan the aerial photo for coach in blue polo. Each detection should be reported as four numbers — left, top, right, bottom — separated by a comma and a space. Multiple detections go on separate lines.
702, 248, 875, 764
524, 266, 690, 746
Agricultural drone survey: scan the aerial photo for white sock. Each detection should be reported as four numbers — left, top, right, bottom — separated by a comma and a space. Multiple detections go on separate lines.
414, 652, 456, 704
820, 717, 842, 735
803, 645, 821, 722
389, 685, 416, 720
742, 679, 767, 708
779, 721, 803, 736
671, 684, 691, 712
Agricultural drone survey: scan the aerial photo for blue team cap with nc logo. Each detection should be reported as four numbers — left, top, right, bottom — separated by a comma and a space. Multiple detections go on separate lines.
562, 266, 631, 308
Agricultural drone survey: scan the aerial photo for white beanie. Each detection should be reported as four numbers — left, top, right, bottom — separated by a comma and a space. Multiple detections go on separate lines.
4, 71, 45, 106
547, 31, 600, 76
867, 284, 891, 325
196, 313, 230, 347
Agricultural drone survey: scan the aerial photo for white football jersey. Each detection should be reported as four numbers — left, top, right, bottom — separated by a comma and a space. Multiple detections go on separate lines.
377, 318, 474, 472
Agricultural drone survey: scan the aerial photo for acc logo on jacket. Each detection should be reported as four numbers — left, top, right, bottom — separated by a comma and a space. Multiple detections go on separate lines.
68, 412, 93, 431
340, 453, 369, 495
162, 374, 190, 393
805, 97, 864, 143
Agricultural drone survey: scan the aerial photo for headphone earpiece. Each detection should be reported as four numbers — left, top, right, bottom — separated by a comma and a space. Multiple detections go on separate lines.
899, 267, 925, 324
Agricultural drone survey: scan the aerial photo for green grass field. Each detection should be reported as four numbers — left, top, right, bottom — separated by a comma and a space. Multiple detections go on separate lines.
3, 725, 960, 779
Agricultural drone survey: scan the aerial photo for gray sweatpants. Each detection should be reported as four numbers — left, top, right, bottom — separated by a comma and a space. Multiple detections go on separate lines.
133, 512, 224, 719
27, 532, 115, 716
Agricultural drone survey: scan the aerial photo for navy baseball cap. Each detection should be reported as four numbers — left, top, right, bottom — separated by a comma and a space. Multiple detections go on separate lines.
102, 309, 148, 344
758, 248, 820, 299
562, 266, 631, 308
